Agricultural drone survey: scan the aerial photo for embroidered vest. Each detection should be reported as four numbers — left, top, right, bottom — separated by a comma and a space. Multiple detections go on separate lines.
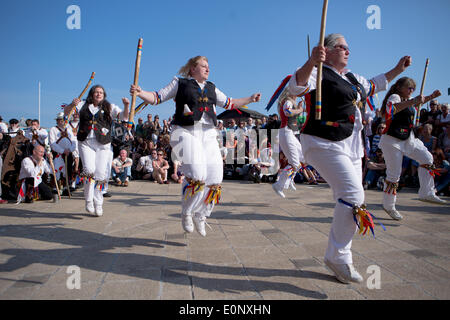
302, 68, 367, 141
173, 78, 218, 126
385, 106, 415, 140
77, 103, 112, 145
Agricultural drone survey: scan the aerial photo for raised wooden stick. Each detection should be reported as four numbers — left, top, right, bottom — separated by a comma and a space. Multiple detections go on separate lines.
315, 0, 329, 120
415, 58, 429, 126
128, 38, 143, 130
307, 34, 311, 59
65, 72, 95, 126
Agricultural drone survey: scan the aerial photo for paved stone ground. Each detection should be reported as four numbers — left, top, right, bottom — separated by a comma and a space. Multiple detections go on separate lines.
0, 180, 449, 300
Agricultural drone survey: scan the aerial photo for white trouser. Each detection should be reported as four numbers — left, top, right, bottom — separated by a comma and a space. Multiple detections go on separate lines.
274, 127, 305, 191
380, 137, 434, 210
170, 124, 223, 219
305, 148, 363, 265
79, 138, 112, 207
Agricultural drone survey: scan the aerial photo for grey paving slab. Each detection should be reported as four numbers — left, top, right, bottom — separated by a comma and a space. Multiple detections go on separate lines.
0, 180, 449, 300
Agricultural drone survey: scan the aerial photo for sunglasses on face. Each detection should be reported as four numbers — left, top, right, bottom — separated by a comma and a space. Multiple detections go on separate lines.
334, 44, 350, 52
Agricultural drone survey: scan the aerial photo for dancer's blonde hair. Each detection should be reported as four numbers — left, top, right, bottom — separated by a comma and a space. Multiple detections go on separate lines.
178, 56, 208, 78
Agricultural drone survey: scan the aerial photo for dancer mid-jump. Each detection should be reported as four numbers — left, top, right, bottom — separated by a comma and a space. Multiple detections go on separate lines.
130, 56, 261, 236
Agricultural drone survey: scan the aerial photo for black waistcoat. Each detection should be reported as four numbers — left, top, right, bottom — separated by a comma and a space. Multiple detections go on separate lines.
302, 67, 367, 141
385, 105, 414, 140
172, 78, 218, 126
77, 103, 112, 145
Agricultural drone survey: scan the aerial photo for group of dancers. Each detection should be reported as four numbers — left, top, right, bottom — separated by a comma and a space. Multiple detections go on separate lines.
17, 32, 447, 285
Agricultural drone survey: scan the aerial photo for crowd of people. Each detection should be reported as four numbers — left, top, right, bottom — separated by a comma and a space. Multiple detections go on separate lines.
0, 99, 449, 205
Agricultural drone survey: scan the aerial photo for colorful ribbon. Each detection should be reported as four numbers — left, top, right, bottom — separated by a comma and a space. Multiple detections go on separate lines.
338, 198, 386, 237
384, 180, 399, 195
420, 164, 441, 177
182, 179, 205, 200
204, 185, 222, 205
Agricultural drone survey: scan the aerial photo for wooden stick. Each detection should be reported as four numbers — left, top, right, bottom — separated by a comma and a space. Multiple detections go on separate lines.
65, 72, 95, 126
315, 0, 329, 120
128, 38, 144, 130
415, 58, 429, 126
307, 34, 311, 59
64, 154, 71, 198
47, 152, 61, 200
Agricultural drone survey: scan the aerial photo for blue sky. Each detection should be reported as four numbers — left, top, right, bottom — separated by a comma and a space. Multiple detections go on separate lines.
1, 0, 449, 128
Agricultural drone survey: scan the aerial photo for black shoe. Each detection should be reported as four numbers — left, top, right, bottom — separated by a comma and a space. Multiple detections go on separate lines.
25, 197, 34, 203
62, 189, 70, 197
103, 192, 112, 198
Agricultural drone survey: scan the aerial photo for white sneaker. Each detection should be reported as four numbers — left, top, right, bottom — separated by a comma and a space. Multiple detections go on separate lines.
85, 201, 95, 214
193, 214, 207, 237
324, 258, 363, 284
383, 207, 403, 221
182, 214, 194, 233
419, 194, 447, 205
290, 180, 297, 191
272, 183, 285, 198
95, 206, 103, 217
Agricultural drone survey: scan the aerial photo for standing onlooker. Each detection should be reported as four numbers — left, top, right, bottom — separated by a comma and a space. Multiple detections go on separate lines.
135, 118, 145, 138
0, 116, 8, 134
152, 115, 162, 145
8, 119, 20, 138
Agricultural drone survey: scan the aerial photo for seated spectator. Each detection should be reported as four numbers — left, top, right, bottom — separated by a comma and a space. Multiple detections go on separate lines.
433, 148, 450, 196
363, 148, 386, 190
136, 148, 157, 180
152, 149, 170, 184
18, 145, 53, 203
170, 160, 184, 184
438, 122, 450, 160
112, 149, 132, 186
370, 123, 386, 157
419, 123, 437, 152
435, 103, 449, 136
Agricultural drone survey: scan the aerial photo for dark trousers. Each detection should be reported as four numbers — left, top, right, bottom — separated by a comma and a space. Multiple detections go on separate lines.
24, 178, 53, 201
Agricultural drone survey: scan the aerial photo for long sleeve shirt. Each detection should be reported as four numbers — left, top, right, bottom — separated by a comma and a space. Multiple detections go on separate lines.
288, 64, 388, 159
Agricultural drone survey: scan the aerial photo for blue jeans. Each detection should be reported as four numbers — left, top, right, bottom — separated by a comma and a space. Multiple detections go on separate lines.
112, 167, 131, 182
435, 172, 450, 193
364, 169, 384, 188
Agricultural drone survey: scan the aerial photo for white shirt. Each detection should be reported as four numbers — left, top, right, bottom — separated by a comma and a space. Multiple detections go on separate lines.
74, 101, 125, 139
49, 125, 76, 154
0, 122, 8, 133
24, 127, 48, 147
19, 156, 51, 186
288, 64, 388, 159
154, 76, 229, 127
137, 155, 155, 173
